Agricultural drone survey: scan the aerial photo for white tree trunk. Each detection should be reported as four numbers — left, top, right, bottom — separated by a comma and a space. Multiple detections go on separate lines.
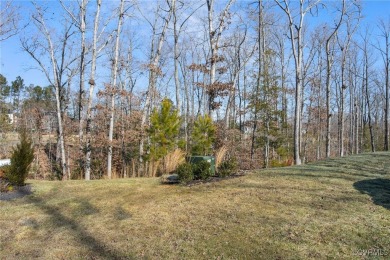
107, 0, 125, 179
85, 0, 102, 180
78, 0, 87, 163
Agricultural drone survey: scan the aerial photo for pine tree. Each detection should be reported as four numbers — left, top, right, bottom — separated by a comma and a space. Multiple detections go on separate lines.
6, 130, 34, 186
148, 98, 181, 162
191, 114, 216, 155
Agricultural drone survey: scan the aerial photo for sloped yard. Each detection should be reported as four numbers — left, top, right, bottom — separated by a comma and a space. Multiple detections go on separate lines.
0, 153, 389, 259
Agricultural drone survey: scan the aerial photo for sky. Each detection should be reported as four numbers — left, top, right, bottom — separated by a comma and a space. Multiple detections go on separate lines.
1, 0, 390, 89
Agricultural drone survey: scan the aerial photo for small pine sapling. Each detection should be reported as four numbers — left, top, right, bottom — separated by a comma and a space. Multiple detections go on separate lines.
6, 130, 34, 186
148, 99, 181, 175
191, 115, 216, 156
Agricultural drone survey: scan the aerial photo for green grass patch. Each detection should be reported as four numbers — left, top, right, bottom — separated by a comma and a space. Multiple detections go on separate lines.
1, 152, 389, 259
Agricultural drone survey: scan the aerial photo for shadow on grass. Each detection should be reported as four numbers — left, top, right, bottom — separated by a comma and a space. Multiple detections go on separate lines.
353, 178, 390, 210
27, 195, 134, 259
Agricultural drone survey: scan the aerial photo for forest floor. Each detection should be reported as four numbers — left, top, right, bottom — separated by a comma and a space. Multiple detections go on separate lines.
1, 152, 389, 259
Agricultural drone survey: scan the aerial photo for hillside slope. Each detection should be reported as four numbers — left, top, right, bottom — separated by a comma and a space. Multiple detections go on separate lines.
1, 152, 389, 259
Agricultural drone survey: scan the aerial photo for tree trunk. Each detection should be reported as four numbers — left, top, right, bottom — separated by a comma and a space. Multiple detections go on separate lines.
172, 0, 181, 112
206, 0, 234, 115
365, 57, 375, 152
383, 24, 389, 151
85, 0, 101, 181
325, 40, 332, 158
78, 0, 87, 163
107, 0, 125, 179
274, 0, 322, 165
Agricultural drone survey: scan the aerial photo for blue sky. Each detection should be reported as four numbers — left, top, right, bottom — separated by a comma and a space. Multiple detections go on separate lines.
1, 0, 390, 88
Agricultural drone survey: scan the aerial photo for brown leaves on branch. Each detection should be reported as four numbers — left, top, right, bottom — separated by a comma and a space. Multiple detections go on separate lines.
206, 81, 233, 97
187, 63, 210, 74
207, 81, 233, 110
142, 63, 162, 76
208, 54, 225, 65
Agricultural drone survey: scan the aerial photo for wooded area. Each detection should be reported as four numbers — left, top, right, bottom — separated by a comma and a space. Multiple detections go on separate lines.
0, 0, 389, 180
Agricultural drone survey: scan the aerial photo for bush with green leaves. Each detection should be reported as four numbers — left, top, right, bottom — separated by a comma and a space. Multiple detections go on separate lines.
176, 163, 193, 184
217, 158, 237, 177
193, 160, 212, 180
191, 115, 215, 156
6, 131, 34, 186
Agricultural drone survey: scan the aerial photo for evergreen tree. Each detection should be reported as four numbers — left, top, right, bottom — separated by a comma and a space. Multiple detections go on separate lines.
10, 76, 24, 112
248, 49, 287, 167
148, 98, 181, 161
6, 130, 34, 186
191, 114, 216, 155
0, 74, 10, 113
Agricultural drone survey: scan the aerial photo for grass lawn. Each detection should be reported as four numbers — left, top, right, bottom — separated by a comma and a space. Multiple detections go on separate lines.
1, 152, 389, 259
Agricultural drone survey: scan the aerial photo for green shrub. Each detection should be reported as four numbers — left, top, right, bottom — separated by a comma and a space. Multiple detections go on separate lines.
217, 158, 237, 177
5, 131, 34, 186
177, 163, 193, 184
193, 161, 211, 180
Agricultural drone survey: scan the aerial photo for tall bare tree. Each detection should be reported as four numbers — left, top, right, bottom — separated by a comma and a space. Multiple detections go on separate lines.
336, 2, 361, 157
275, 0, 321, 165
60, 0, 89, 176
170, 0, 203, 112
107, 0, 126, 179
0, 1, 20, 41
359, 27, 376, 152
377, 18, 390, 151
206, 0, 235, 115
324, 0, 345, 158
21, 3, 77, 179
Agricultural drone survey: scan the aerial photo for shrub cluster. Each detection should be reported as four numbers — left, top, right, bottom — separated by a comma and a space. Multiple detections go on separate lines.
177, 161, 212, 184
176, 163, 193, 184
217, 158, 237, 177
193, 161, 212, 180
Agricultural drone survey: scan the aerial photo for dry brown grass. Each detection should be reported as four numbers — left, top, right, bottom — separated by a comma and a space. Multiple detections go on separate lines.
1, 152, 389, 259
149, 160, 161, 177
160, 149, 186, 175
215, 146, 228, 169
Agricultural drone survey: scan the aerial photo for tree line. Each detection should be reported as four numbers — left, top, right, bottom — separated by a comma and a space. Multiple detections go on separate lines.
0, 0, 389, 180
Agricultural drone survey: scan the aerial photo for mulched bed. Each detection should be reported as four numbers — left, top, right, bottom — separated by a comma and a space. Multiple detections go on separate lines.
0, 178, 32, 201
186, 171, 247, 186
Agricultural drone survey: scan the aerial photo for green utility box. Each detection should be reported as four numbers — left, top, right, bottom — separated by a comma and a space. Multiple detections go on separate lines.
188, 156, 216, 175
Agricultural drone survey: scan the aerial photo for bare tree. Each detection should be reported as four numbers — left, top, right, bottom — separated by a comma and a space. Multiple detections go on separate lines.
336, 3, 361, 157
377, 18, 390, 151
324, 0, 345, 158
359, 27, 376, 152
223, 24, 253, 130
206, 0, 235, 114
250, 0, 266, 166
85, 0, 102, 181
60, 0, 89, 177
83, 0, 118, 180
275, 0, 321, 165
0, 1, 20, 41
107, 0, 126, 179
172, 0, 180, 112
21, 3, 77, 179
